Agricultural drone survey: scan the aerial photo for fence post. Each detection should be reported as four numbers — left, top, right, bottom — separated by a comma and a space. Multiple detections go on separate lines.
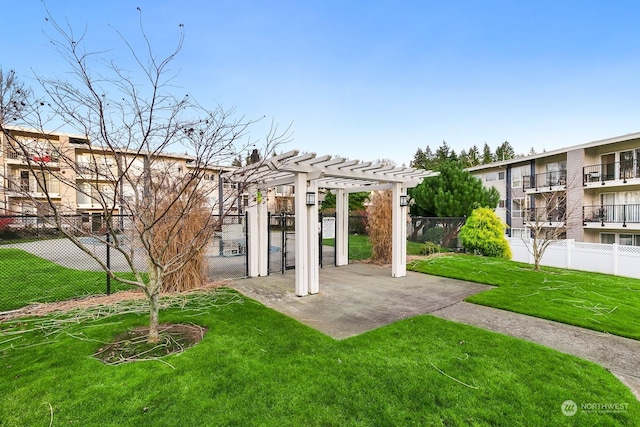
267, 212, 271, 276
566, 239, 572, 270
528, 238, 535, 265
612, 242, 618, 276
245, 212, 250, 278
106, 232, 111, 295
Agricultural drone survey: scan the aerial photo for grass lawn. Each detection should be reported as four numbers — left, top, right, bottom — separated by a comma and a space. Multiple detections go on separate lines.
408, 254, 640, 340
0, 290, 638, 426
323, 235, 425, 260
0, 248, 135, 312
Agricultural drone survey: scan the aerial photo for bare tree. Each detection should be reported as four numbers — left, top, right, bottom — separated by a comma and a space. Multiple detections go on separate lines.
520, 174, 581, 271
0, 9, 289, 342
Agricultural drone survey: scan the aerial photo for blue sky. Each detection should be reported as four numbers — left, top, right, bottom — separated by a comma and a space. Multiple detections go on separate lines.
4, 1, 640, 166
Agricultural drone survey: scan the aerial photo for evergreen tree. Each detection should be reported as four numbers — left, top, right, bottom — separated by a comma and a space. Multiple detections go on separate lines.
246, 148, 261, 165
467, 144, 480, 166
482, 143, 494, 164
458, 149, 470, 167
411, 145, 437, 170
409, 161, 500, 217
231, 155, 243, 167
411, 148, 426, 168
435, 140, 451, 163
495, 141, 515, 161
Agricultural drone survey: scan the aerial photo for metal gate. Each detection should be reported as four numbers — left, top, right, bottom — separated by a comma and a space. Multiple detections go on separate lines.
268, 212, 295, 274
268, 212, 336, 274
319, 212, 336, 268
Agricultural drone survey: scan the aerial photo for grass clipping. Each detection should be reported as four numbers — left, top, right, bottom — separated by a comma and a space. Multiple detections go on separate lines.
367, 189, 393, 264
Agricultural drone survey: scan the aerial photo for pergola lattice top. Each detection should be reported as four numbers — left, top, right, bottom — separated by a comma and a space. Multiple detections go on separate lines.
226, 150, 436, 190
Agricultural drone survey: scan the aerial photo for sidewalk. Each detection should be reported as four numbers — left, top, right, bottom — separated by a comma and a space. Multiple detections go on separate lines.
431, 301, 640, 401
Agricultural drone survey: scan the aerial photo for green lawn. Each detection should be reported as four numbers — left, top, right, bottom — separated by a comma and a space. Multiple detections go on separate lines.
408, 254, 640, 340
0, 248, 135, 311
323, 235, 425, 260
1, 290, 638, 426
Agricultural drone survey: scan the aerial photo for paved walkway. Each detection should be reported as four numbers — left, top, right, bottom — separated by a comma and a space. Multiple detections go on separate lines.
431, 301, 640, 401
230, 263, 640, 400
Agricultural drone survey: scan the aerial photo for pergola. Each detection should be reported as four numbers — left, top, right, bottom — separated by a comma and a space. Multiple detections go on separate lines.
225, 150, 436, 296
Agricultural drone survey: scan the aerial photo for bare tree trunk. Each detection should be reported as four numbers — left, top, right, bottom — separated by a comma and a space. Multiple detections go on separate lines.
148, 292, 160, 343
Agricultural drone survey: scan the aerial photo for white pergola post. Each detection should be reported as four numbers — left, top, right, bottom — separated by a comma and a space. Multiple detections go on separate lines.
391, 183, 407, 277
335, 189, 349, 266
257, 189, 269, 276
247, 201, 259, 277
307, 180, 319, 294
294, 172, 309, 296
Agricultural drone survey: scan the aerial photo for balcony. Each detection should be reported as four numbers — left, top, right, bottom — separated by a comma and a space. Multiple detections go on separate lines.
583, 204, 640, 229
7, 180, 60, 198
583, 162, 640, 187
524, 207, 566, 227
523, 170, 567, 192
4, 148, 60, 165
75, 163, 117, 180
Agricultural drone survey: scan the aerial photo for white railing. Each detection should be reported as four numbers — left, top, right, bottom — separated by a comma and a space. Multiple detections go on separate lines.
508, 238, 640, 279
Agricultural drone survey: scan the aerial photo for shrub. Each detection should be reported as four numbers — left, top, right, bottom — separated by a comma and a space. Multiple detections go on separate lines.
0, 217, 19, 240
422, 242, 440, 256
366, 190, 392, 264
459, 207, 511, 259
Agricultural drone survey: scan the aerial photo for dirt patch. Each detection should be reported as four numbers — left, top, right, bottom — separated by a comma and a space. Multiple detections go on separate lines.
93, 323, 206, 365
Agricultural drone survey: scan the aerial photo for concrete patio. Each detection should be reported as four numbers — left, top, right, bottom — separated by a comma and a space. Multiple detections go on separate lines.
229, 262, 492, 339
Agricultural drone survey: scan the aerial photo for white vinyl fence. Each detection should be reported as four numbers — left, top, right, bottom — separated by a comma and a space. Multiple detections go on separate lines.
508, 238, 640, 279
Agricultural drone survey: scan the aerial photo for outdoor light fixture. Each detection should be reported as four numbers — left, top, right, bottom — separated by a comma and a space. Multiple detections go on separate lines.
306, 192, 316, 206
399, 195, 408, 207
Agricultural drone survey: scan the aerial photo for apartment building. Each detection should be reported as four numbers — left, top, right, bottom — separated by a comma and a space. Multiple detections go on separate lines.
469, 132, 640, 246
0, 127, 236, 219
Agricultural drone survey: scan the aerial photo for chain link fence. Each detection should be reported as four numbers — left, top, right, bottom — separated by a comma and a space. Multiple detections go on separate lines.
0, 214, 247, 312
2, 212, 466, 312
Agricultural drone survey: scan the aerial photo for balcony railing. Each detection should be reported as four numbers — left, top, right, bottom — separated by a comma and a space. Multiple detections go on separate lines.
4, 148, 60, 163
523, 170, 567, 191
8, 179, 60, 194
583, 161, 640, 185
583, 204, 640, 226
524, 208, 566, 225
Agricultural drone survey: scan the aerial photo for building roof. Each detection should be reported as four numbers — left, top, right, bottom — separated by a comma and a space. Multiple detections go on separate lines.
467, 131, 640, 172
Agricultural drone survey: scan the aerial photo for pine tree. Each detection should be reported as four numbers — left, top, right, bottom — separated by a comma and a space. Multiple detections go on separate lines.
482, 143, 494, 164
467, 144, 480, 166
495, 141, 515, 161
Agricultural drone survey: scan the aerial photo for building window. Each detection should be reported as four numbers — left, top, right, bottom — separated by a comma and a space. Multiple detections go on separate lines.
485, 172, 497, 182
511, 197, 528, 218
498, 171, 505, 180
619, 234, 633, 246
511, 166, 528, 188
600, 233, 615, 244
